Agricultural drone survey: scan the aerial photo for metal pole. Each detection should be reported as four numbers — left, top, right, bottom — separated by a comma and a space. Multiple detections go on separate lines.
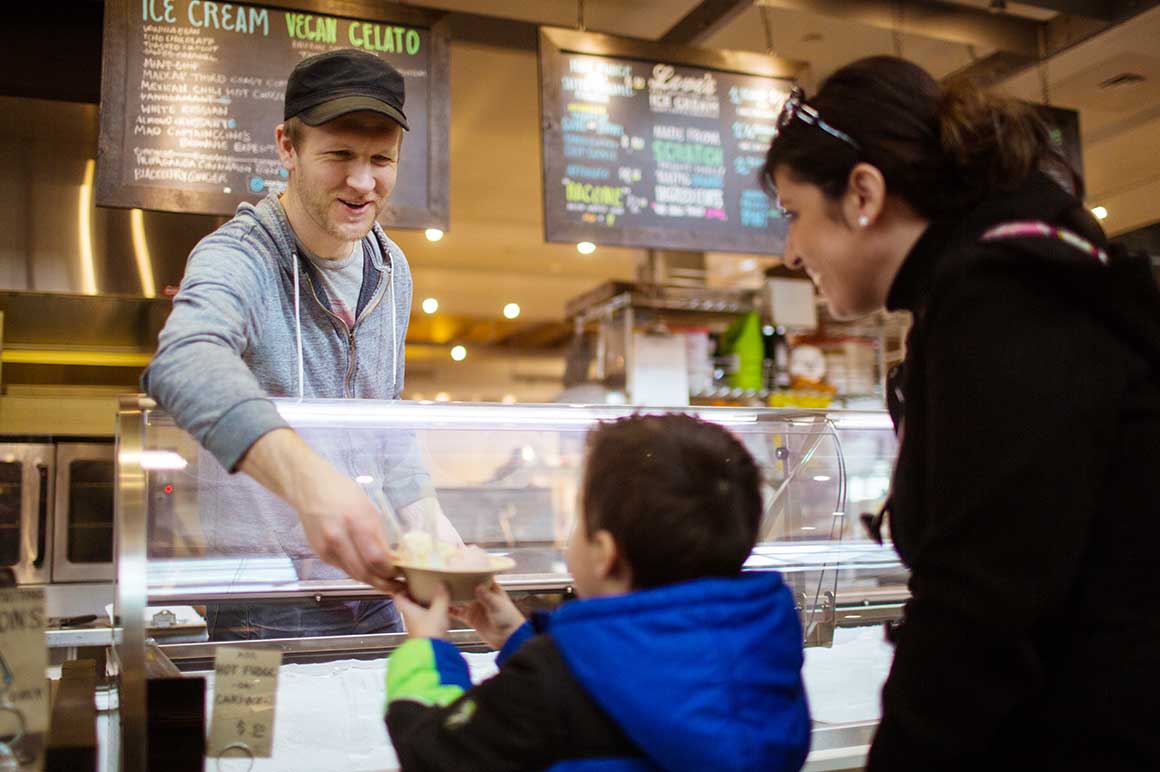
115, 395, 150, 772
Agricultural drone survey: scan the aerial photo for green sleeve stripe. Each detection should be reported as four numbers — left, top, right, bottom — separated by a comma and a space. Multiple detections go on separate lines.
386, 639, 469, 707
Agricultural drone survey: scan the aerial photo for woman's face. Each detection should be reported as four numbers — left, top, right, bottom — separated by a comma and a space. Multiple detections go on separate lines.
773, 167, 887, 320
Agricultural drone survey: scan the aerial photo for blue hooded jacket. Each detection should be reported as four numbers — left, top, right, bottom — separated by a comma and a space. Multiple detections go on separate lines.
503, 571, 810, 771
387, 571, 810, 771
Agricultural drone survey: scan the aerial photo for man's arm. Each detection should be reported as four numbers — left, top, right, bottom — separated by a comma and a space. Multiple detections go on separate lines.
144, 239, 399, 588
142, 237, 288, 471
238, 429, 399, 590
867, 269, 1122, 769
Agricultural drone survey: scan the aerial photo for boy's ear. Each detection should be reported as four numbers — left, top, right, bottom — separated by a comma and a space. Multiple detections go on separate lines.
591, 529, 632, 585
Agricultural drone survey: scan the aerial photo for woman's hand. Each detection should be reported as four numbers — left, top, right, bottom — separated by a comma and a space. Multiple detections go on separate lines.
448, 581, 526, 650
394, 584, 451, 640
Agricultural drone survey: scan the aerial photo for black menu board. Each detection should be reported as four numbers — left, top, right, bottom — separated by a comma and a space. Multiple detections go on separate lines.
97, 0, 449, 230
539, 28, 797, 255
1037, 104, 1083, 183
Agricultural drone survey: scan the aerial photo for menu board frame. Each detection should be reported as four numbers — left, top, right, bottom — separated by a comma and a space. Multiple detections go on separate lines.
96, 0, 451, 231
538, 27, 799, 255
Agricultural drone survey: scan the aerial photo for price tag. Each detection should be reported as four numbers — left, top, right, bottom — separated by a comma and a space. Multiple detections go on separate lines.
208, 646, 281, 758
0, 587, 47, 772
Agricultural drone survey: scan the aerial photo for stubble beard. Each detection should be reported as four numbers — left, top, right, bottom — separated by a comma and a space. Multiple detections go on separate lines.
292, 172, 382, 246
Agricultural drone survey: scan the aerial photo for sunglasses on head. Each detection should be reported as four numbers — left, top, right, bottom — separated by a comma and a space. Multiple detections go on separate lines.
776, 86, 860, 152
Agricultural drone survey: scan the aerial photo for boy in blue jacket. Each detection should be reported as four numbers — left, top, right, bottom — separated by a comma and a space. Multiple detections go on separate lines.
386, 414, 811, 771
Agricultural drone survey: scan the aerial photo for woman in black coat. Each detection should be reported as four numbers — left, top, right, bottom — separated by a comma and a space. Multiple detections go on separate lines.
762, 56, 1160, 771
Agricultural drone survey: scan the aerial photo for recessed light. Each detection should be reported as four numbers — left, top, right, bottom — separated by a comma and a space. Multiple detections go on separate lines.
1091, 206, 1108, 220
424, 228, 444, 242
421, 297, 438, 314
577, 241, 597, 255
503, 302, 521, 319
450, 345, 467, 362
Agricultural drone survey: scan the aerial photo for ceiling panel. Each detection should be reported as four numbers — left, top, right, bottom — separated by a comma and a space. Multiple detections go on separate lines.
704, 5, 985, 86
400, 0, 705, 39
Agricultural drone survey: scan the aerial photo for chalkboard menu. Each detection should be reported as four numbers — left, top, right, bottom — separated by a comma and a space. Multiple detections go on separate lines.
539, 28, 797, 255
97, 0, 449, 230
1037, 104, 1083, 185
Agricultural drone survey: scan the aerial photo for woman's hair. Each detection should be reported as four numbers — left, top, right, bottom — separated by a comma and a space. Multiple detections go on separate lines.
762, 56, 1082, 219
580, 414, 763, 590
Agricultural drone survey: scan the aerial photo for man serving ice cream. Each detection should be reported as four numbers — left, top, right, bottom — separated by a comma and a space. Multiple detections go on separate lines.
144, 49, 458, 638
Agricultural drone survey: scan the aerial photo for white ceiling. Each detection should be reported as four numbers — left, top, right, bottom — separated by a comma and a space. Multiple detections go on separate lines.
386, 0, 1160, 330
1001, 4, 1160, 235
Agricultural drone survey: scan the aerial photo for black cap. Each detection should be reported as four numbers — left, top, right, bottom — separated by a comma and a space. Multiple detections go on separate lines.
284, 49, 409, 131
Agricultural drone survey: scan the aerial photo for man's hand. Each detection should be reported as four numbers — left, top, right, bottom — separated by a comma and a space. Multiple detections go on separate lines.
239, 428, 402, 592
395, 584, 451, 639
448, 580, 525, 651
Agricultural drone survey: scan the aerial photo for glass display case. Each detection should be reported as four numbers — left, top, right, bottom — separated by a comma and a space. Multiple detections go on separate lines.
112, 396, 904, 772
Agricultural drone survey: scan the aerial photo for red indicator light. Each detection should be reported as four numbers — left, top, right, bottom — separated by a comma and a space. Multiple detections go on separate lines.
163, 484, 174, 494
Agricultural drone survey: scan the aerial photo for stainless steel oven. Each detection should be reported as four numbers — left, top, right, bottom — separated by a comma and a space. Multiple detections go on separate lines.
0, 442, 54, 584
52, 442, 115, 582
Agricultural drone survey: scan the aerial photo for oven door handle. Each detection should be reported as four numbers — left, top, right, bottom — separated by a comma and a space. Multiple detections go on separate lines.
34, 463, 49, 568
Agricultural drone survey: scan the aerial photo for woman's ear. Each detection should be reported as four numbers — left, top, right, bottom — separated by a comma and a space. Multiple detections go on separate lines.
843, 162, 887, 230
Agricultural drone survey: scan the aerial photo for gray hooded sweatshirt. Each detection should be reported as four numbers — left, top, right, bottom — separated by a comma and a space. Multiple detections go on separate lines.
143, 194, 433, 572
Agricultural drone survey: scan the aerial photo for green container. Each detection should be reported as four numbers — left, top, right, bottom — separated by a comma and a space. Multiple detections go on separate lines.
722, 311, 764, 390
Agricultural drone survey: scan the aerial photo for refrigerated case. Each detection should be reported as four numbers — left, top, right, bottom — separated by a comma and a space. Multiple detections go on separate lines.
112, 396, 904, 772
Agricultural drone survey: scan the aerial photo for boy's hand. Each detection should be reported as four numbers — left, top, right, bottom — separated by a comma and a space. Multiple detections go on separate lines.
395, 584, 451, 640
448, 581, 526, 650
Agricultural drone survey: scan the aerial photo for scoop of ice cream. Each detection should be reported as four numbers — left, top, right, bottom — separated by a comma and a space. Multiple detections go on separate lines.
399, 531, 490, 570
446, 545, 492, 571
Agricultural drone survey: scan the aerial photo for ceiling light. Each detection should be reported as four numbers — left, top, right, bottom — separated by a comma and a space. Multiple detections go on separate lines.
812, 475, 832, 482
503, 302, 521, 319
434, 392, 451, 402
1091, 206, 1108, 220
450, 345, 467, 362
424, 228, 444, 242
421, 297, 439, 314
577, 241, 596, 255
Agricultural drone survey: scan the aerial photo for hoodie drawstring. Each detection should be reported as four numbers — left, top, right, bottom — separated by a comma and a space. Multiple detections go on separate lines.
293, 252, 305, 401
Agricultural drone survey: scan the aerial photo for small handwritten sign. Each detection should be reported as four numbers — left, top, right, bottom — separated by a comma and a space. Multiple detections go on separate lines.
0, 588, 47, 772
208, 646, 281, 757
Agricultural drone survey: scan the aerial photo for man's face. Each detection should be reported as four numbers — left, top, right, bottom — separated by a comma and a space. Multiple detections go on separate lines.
278, 112, 404, 245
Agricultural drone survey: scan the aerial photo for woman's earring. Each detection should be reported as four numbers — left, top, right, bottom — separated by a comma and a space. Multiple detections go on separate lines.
858, 215, 870, 228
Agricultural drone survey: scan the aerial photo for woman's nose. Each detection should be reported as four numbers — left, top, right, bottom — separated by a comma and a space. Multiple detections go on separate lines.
782, 232, 804, 270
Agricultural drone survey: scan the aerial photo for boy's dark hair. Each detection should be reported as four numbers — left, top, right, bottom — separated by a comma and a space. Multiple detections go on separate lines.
580, 414, 763, 589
